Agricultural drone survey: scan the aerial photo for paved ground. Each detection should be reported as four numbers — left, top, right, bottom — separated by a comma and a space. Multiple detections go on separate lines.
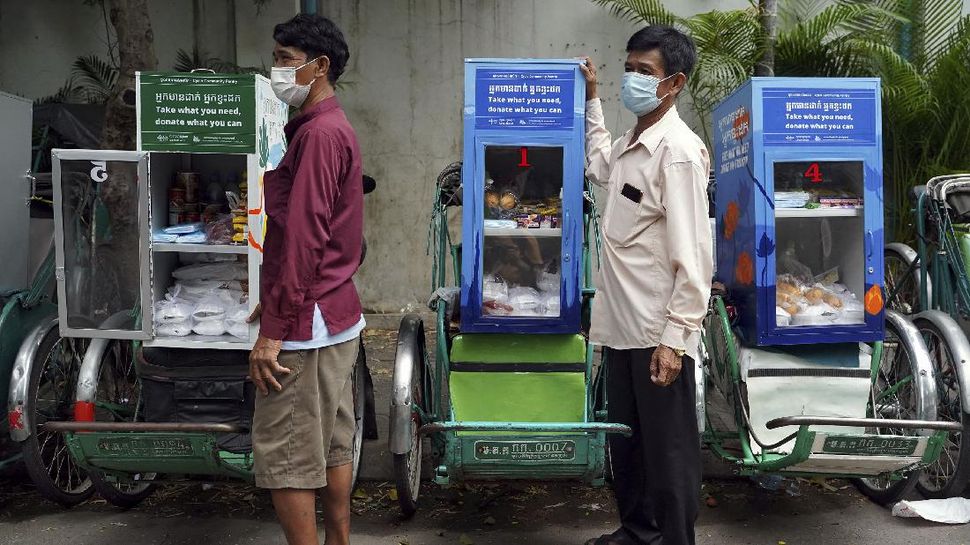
1, 475, 967, 545
0, 327, 967, 544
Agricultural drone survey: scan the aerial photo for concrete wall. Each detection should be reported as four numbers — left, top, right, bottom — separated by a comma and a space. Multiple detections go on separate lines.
0, 0, 298, 100
326, 0, 747, 312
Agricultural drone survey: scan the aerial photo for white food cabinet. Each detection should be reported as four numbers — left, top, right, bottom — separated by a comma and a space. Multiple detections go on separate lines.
51, 73, 288, 349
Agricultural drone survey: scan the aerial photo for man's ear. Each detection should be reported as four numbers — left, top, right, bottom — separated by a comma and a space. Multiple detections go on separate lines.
670, 72, 687, 97
315, 56, 331, 80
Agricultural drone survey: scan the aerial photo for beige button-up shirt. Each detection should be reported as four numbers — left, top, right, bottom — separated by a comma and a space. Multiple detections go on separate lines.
586, 99, 713, 362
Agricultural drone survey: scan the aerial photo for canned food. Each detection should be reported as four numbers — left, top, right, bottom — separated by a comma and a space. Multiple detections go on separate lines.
168, 210, 183, 225
184, 212, 201, 223
177, 172, 201, 203
169, 187, 186, 208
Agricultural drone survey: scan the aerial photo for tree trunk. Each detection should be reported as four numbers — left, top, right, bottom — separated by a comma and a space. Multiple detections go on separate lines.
98, 0, 158, 316
755, 0, 778, 77
101, 0, 157, 150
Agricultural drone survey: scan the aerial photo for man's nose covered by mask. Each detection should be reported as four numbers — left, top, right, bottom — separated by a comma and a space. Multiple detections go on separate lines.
271, 56, 322, 108
621, 72, 677, 117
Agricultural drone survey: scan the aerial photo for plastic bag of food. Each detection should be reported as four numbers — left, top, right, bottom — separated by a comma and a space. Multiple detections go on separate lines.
192, 291, 228, 322
152, 230, 178, 243
543, 294, 561, 317
179, 252, 239, 265
509, 287, 542, 316
154, 290, 193, 324
205, 215, 234, 246
172, 262, 247, 282
176, 231, 207, 244
163, 222, 204, 235
537, 271, 560, 293
193, 319, 227, 336
157, 321, 193, 337
224, 303, 250, 340
483, 275, 509, 301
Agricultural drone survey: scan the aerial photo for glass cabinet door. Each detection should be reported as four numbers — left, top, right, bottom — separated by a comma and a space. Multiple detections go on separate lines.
52, 149, 152, 339
773, 160, 866, 328
480, 145, 564, 319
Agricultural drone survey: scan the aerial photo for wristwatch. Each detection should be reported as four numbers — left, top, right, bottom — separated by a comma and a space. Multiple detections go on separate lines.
672, 347, 686, 358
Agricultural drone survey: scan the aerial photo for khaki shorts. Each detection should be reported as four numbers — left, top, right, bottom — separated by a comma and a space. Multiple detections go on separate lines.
252, 338, 358, 489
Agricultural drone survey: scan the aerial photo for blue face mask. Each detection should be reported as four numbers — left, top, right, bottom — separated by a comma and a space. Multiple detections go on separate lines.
621, 72, 677, 117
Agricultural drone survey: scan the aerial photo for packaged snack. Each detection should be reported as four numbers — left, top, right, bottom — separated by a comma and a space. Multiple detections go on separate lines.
515, 213, 543, 229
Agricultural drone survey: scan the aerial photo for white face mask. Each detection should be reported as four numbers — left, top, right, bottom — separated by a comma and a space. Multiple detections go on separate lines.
270, 56, 322, 108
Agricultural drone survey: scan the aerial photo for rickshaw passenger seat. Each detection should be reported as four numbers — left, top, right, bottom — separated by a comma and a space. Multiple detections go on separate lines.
447, 334, 587, 432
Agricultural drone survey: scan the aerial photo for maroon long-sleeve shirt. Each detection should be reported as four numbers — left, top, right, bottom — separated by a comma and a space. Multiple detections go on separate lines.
259, 96, 363, 342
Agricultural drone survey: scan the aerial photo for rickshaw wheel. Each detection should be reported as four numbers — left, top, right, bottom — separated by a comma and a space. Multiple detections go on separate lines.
913, 318, 970, 499
392, 315, 429, 518
852, 317, 922, 504
350, 336, 367, 491
88, 339, 156, 508
21, 328, 94, 507
884, 243, 924, 315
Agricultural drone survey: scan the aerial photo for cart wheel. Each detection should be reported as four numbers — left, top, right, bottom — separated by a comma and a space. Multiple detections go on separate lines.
88, 339, 156, 508
20, 328, 94, 507
391, 316, 429, 518
853, 315, 924, 504
350, 337, 367, 491
913, 317, 970, 498
885, 243, 925, 315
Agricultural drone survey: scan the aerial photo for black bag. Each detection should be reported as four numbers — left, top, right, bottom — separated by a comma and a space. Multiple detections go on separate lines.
138, 347, 255, 453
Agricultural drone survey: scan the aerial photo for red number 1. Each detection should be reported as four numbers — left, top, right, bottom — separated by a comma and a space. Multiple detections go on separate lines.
804, 163, 823, 183
518, 147, 531, 167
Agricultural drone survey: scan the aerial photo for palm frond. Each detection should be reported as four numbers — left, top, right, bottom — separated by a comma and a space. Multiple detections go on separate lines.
588, 0, 682, 28
71, 55, 117, 103
36, 76, 84, 104
915, 0, 965, 69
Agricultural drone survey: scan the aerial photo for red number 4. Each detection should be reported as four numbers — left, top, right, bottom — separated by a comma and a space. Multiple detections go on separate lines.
804, 162, 823, 183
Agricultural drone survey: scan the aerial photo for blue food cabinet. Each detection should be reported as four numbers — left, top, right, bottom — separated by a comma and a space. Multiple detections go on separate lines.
713, 78, 885, 346
459, 59, 585, 333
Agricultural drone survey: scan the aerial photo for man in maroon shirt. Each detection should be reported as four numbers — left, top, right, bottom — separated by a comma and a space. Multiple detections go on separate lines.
249, 14, 363, 545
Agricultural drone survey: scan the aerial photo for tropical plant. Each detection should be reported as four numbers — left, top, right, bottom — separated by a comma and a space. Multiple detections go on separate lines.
591, 0, 970, 240
36, 55, 118, 104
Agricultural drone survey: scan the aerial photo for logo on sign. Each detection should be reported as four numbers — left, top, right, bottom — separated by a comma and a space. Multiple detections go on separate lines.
732, 106, 749, 141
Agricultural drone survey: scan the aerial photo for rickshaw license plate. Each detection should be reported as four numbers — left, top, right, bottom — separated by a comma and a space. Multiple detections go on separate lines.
821, 436, 919, 456
97, 437, 194, 457
474, 440, 576, 462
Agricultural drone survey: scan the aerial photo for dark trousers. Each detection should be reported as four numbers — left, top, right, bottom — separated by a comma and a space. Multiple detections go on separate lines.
606, 347, 700, 545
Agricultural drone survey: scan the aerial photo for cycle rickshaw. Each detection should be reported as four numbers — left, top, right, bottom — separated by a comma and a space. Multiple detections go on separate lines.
702, 77, 960, 505
883, 173, 970, 498
388, 58, 631, 516
40, 72, 375, 507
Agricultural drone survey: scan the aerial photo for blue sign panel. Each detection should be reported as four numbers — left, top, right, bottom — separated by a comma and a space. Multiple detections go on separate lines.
762, 88, 877, 145
474, 69, 574, 130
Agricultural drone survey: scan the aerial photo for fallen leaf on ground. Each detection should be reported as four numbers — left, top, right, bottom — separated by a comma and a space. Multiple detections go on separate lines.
388, 489, 399, 501
484, 516, 496, 525
459, 534, 475, 545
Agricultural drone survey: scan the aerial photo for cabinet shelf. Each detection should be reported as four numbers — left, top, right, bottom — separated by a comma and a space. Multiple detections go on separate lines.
776, 207, 862, 218
153, 243, 249, 254
484, 227, 562, 238
146, 334, 254, 350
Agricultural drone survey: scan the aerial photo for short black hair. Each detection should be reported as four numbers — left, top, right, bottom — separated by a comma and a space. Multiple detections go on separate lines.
273, 14, 350, 84
626, 25, 697, 78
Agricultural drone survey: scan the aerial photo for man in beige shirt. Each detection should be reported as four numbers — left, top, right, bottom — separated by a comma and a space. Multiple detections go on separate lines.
581, 25, 712, 545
